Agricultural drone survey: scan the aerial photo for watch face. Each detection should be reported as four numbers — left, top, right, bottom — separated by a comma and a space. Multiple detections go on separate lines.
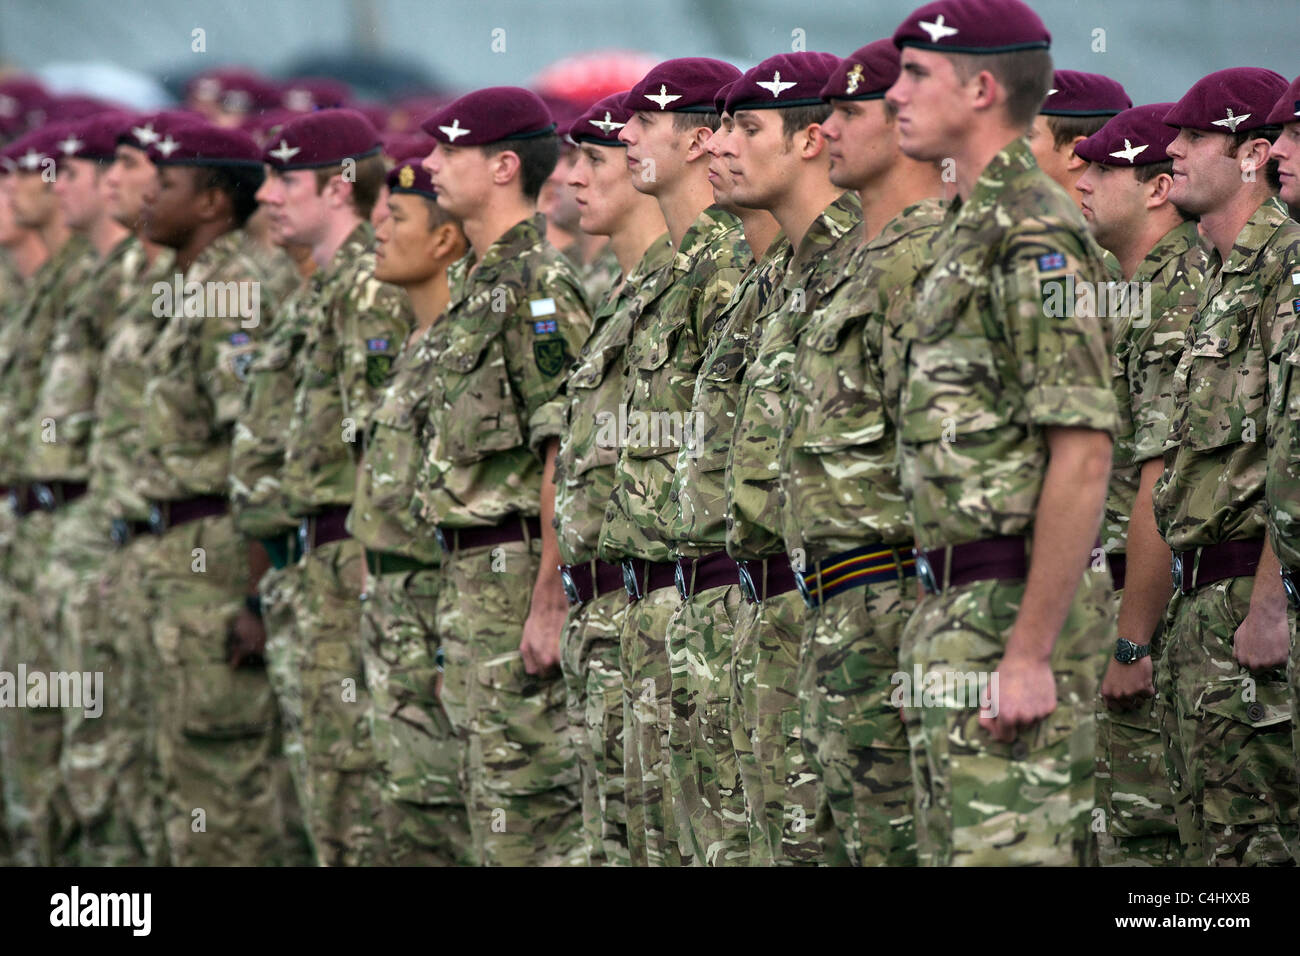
1115, 638, 1134, 663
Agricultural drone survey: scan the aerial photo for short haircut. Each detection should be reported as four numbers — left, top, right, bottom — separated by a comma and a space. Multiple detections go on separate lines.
779, 102, 833, 139
311, 153, 386, 220
419, 195, 460, 232
671, 110, 722, 134
199, 163, 264, 227
947, 48, 1054, 129
1224, 125, 1282, 191
480, 133, 560, 201
1045, 114, 1111, 150
1132, 159, 1194, 222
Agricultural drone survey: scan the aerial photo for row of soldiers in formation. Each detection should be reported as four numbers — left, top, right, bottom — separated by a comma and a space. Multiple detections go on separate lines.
2, 0, 1300, 868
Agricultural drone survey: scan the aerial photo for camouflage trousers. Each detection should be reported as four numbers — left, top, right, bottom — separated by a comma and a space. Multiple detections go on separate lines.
666, 581, 748, 866
903, 572, 1113, 866
260, 560, 311, 849
620, 582, 686, 866
360, 563, 473, 867
1094, 587, 1181, 867
731, 587, 820, 865
1157, 575, 1298, 866
803, 578, 917, 867
560, 586, 630, 866
436, 538, 583, 866
292, 536, 389, 866
149, 513, 297, 866
0, 508, 76, 865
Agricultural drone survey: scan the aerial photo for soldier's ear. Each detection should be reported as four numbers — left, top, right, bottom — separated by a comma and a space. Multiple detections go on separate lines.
1065, 136, 1088, 171
1146, 171, 1175, 210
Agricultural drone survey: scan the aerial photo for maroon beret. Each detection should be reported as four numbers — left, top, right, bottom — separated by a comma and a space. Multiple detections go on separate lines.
894, 0, 1050, 54
539, 93, 585, 139
568, 92, 632, 146
281, 77, 352, 113
1, 123, 72, 174
116, 110, 203, 151
45, 95, 117, 123
386, 158, 437, 200
420, 87, 556, 146
354, 103, 392, 132
0, 77, 51, 135
725, 52, 842, 113
1041, 70, 1131, 117
1074, 103, 1178, 167
147, 121, 263, 167
626, 57, 741, 114
1266, 75, 1300, 126
1164, 67, 1289, 134
714, 80, 737, 116
381, 130, 436, 162
55, 110, 138, 164
263, 108, 380, 170
821, 40, 900, 101
188, 68, 281, 113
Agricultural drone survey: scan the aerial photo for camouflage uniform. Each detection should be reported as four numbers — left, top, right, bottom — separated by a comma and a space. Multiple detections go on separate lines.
597, 206, 747, 866
576, 242, 621, 311
897, 139, 1119, 866
1095, 220, 1207, 867
280, 221, 410, 866
412, 212, 590, 866
1153, 196, 1300, 866
349, 319, 473, 867
0, 233, 94, 865
546, 233, 674, 866
781, 198, 946, 867
136, 229, 297, 866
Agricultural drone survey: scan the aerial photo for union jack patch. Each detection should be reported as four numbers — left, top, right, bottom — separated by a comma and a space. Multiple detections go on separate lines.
533, 319, 558, 335
1036, 252, 1067, 271
366, 338, 389, 351
229, 332, 251, 346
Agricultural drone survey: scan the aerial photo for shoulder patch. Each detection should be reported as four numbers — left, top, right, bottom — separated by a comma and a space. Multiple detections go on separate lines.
533, 319, 558, 335
529, 297, 557, 317
366, 337, 390, 352
229, 332, 251, 346
366, 354, 392, 387
1036, 252, 1067, 272
533, 337, 568, 377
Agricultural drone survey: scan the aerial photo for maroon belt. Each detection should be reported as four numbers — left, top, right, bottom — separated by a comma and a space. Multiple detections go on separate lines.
33, 481, 89, 512
676, 550, 737, 600
1172, 539, 1263, 595
6, 484, 41, 517
620, 558, 678, 602
437, 515, 541, 554
560, 559, 625, 606
916, 536, 1029, 594
1108, 553, 1127, 592
302, 505, 352, 552
148, 495, 228, 534
737, 556, 798, 604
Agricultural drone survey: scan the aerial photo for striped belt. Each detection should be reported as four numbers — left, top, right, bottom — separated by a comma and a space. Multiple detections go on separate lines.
797, 544, 916, 608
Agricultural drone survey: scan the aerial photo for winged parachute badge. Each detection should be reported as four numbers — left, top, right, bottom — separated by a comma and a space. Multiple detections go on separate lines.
918, 14, 959, 42
1108, 139, 1149, 164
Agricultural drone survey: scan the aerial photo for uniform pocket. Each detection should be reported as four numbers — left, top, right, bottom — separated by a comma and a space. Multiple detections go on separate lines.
1199, 678, 1296, 827
437, 328, 524, 464
1177, 307, 1262, 452
475, 651, 578, 795
793, 310, 887, 453
624, 314, 696, 459
564, 340, 625, 477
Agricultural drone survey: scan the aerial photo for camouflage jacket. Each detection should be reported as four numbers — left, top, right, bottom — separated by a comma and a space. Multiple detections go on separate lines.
412, 212, 591, 529
26, 235, 144, 482
597, 206, 748, 564
576, 242, 621, 310
897, 138, 1118, 552
136, 230, 278, 501
1154, 196, 1300, 552
229, 275, 313, 539
782, 198, 946, 563
725, 191, 861, 561
551, 233, 675, 566
0, 234, 94, 485
1267, 304, 1300, 572
281, 221, 412, 516
1103, 220, 1207, 555
669, 232, 789, 557
87, 248, 176, 521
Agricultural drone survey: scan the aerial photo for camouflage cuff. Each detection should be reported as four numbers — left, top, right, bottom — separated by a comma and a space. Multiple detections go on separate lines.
1026, 385, 1119, 435
527, 396, 567, 459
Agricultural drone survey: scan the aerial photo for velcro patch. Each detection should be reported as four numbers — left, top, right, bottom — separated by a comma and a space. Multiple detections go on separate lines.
366, 337, 390, 352
533, 319, 558, 335
1036, 252, 1067, 271
1293, 298, 1300, 314
529, 298, 557, 317
533, 338, 567, 377
229, 332, 251, 346
366, 354, 392, 387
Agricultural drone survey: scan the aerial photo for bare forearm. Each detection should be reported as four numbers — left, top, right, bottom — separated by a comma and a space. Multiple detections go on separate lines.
530, 438, 567, 614
1251, 534, 1287, 618
1115, 457, 1174, 644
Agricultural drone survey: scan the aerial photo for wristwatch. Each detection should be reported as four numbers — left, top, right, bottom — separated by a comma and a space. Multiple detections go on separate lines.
1114, 637, 1151, 664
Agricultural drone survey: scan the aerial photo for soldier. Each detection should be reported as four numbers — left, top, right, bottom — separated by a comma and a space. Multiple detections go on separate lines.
541, 125, 619, 305
548, 92, 670, 865
596, 58, 745, 866
886, 0, 1119, 866
1154, 67, 1299, 866
1073, 104, 1210, 867
414, 87, 591, 866
1030, 70, 1131, 207
254, 109, 408, 866
133, 120, 296, 865
779, 39, 947, 867
677, 51, 851, 868
1263, 77, 1300, 862
349, 158, 474, 865
0, 121, 96, 866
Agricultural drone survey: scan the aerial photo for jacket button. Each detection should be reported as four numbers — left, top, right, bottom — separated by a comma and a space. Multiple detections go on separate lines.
669, 489, 679, 502
1246, 702, 1266, 722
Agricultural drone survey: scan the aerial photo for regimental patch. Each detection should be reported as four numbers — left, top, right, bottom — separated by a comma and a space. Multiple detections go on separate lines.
1293, 298, 1300, 315
529, 298, 556, 317
229, 332, 251, 346
366, 338, 390, 352
230, 350, 254, 381
533, 338, 567, 377
1036, 251, 1067, 271
533, 319, 558, 335
366, 354, 393, 387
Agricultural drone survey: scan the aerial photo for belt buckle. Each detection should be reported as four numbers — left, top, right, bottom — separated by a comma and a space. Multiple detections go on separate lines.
110, 518, 129, 547
297, 516, 310, 557
795, 567, 815, 609
622, 559, 642, 601
915, 550, 939, 595
737, 560, 757, 604
1282, 568, 1300, 611
674, 560, 687, 602
148, 502, 165, 536
560, 566, 581, 606
6, 489, 17, 514
34, 483, 55, 512
1171, 552, 1185, 593
434, 526, 449, 555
